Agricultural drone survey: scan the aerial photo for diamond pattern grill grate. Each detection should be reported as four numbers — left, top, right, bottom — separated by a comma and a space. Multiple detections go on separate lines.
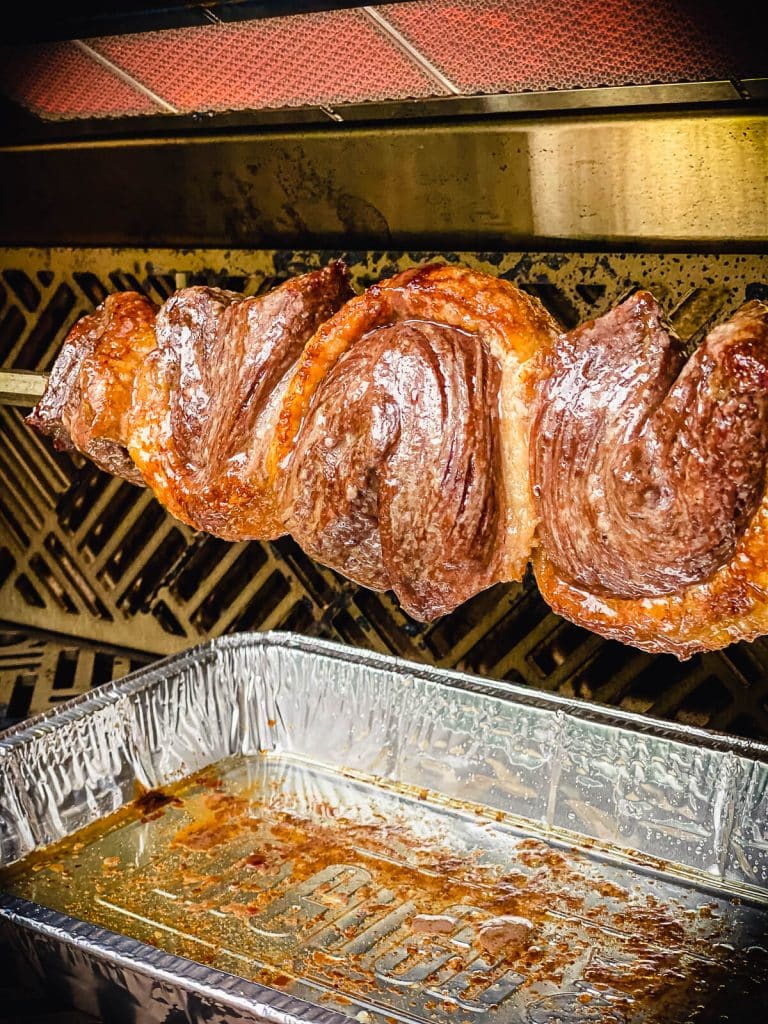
1, 248, 768, 739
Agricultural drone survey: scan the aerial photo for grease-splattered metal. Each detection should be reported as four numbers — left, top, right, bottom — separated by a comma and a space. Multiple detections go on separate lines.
1, 633, 768, 1023
1, 113, 767, 249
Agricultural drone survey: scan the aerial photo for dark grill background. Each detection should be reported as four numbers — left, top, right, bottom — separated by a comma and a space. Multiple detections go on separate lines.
2, 247, 768, 740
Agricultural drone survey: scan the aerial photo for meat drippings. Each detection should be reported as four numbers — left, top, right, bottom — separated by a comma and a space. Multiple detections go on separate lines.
411, 913, 457, 935
475, 915, 535, 957
531, 294, 768, 599
283, 319, 505, 620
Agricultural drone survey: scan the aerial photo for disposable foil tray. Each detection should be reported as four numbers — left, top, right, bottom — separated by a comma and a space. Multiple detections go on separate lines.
1, 632, 767, 1024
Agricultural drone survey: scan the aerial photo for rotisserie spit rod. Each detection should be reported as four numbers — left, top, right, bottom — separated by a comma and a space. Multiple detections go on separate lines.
0, 369, 47, 406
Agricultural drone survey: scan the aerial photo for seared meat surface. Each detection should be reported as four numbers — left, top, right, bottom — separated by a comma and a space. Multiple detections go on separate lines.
532, 297, 768, 657
273, 264, 558, 619
284, 320, 504, 619
27, 291, 157, 484
128, 263, 352, 540
26, 263, 768, 657
532, 293, 768, 599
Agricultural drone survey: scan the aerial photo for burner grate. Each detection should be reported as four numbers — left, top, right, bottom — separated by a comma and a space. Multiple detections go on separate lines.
0, 628, 152, 729
1, 247, 768, 739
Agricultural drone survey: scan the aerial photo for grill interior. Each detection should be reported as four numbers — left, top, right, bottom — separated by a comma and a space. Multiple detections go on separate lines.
1, 7, 767, 1023
2, 246, 768, 739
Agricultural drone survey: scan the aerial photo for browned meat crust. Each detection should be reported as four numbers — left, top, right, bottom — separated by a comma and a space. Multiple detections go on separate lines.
271, 264, 559, 619
27, 291, 157, 485
28, 267, 768, 658
128, 262, 352, 540
532, 297, 768, 658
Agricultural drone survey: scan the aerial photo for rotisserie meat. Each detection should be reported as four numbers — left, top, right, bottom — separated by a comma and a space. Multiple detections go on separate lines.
27, 291, 157, 485
127, 262, 352, 540
531, 296, 768, 657
272, 264, 559, 619
25, 262, 768, 657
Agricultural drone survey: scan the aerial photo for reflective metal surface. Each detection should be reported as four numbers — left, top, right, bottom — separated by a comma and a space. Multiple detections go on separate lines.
0, 369, 47, 405
1, 112, 766, 248
1, 632, 767, 1022
0, 629, 152, 730
4, 82, 767, 146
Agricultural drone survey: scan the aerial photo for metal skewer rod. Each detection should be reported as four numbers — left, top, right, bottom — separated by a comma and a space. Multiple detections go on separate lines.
0, 370, 48, 407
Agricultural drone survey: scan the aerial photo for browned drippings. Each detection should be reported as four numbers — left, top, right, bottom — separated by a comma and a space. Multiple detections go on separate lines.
134, 784, 183, 821
474, 915, 534, 957
2, 755, 766, 1023
172, 793, 251, 852
411, 913, 457, 935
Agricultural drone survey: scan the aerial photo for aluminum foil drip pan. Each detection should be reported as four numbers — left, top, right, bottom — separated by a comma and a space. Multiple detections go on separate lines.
1, 632, 767, 1023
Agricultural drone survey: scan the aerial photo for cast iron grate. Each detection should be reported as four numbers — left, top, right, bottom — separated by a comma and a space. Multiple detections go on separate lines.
1, 248, 768, 740
0, 628, 152, 729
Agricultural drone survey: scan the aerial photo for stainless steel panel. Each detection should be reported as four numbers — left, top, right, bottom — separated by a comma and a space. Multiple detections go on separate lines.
1, 112, 766, 248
